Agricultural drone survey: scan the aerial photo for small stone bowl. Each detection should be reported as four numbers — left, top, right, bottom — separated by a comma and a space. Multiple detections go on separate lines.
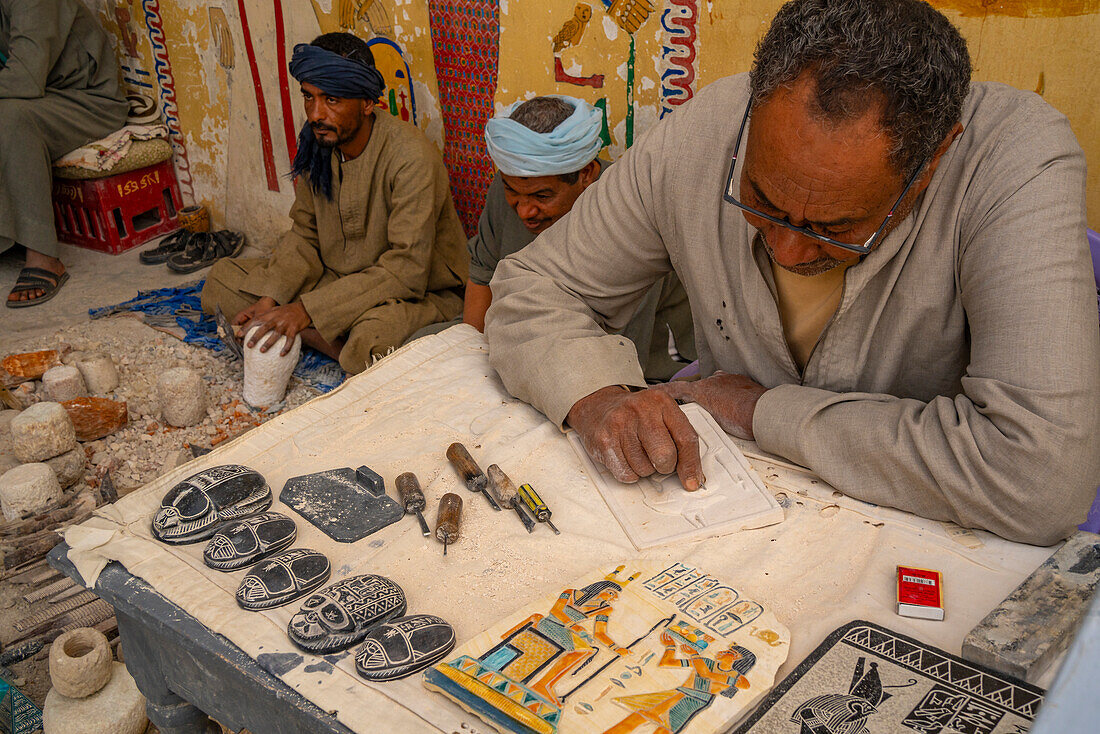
49, 627, 113, 699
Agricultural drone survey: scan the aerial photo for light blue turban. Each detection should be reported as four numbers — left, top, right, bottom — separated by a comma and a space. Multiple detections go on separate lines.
484, 96, 603, 177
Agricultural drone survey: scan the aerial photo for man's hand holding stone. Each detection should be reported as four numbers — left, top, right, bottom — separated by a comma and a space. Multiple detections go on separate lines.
243, 300, 312, 355
566, 385, 705, 491
650, 372, 767, 440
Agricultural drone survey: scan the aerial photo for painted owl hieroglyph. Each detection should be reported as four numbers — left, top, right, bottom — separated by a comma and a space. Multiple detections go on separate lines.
553, 3, 593, 53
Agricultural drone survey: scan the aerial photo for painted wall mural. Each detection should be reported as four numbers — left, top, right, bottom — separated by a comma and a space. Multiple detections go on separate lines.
84, 0, 1100, 243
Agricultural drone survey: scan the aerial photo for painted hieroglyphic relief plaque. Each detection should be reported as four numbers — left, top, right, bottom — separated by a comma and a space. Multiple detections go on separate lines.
732, 620, 1044, 734
568, 404, 783, 550
424, 562, 789, 734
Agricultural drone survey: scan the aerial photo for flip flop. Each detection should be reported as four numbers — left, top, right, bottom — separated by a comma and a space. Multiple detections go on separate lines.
139, 228, 193, 264
166, 230, 246, 274
6, 267, 70, 309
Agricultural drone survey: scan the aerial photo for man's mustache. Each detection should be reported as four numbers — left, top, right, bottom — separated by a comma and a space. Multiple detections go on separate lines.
311, 123, 335, 134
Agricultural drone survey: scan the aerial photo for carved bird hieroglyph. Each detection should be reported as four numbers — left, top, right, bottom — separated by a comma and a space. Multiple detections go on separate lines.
553, 4, 593, 53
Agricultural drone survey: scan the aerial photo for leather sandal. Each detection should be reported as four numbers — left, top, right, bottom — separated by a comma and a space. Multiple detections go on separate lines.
6, 267, 70, 308
140, 228, 193, 264
166, 230, 246, 274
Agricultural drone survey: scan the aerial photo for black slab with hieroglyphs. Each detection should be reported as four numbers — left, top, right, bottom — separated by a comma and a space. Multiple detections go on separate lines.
733, 620, 1044, 734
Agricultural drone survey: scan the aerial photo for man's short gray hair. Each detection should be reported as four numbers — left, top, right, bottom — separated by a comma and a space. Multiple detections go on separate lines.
510, 96, 576, 134
509, 97, 588, 183
750, 0, 971, 178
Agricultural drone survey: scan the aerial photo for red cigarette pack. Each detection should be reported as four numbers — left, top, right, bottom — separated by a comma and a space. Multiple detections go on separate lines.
896, 565, 944, 620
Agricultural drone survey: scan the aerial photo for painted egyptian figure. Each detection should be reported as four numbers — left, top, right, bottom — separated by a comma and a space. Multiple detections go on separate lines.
483, 565, 639, 706
605, 627, 756, 734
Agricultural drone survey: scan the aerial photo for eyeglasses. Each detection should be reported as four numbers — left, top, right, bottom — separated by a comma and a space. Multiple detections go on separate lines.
722, 104, 926, 255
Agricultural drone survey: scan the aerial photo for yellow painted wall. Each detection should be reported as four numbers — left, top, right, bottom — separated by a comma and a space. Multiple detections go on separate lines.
85, 1, 1099, 236
497, 1, 1100, 228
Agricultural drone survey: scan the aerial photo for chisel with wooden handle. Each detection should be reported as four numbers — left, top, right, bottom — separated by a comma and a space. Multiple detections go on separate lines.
446, 442, 502, 511
395, 472, 431, 536
486, 464, 536, 533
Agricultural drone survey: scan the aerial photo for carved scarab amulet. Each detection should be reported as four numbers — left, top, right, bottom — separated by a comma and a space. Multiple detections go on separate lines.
236, 548, 331, 611
151, 464, 272, 544
354, 614, 456, 682
287, 574, 407, 653
203, 512, 297, 571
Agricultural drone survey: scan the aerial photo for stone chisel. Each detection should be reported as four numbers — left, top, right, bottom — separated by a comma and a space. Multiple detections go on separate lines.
395, 472, 431, 536
435, 493, 463, 555
445, 442, 502, 511
485, 465, 536, 533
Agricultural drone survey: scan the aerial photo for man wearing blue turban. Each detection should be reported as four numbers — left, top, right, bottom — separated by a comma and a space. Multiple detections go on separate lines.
464, 96, 695, 381
201, 32, 467, 374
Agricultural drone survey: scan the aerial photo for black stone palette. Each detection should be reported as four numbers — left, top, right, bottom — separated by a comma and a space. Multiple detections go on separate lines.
354, 614, 455, 682
287, 574, 407, 653
203, 512, 297, 571
152, 464, 272, 544
281, 466, 404, 543
236, 548, 331, 611
732, 620, 1044, 733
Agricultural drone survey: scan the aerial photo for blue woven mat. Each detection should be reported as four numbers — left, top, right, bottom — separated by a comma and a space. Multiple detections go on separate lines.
89, 280, 346, 394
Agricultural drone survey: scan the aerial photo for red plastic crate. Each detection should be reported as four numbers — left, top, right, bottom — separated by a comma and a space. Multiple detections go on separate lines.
51, 159, 183, 255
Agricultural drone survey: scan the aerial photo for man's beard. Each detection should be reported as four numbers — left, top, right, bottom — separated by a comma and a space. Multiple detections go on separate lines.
311, 124, 355, 148
759, 231, 845, 277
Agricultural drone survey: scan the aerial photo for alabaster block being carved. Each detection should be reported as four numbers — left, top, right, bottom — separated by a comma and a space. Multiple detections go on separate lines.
151, 464, 272, 544
287, 574, 407, 653
203, 512, 297, 571
355, 614, 455, 682
236, 548, 331, 611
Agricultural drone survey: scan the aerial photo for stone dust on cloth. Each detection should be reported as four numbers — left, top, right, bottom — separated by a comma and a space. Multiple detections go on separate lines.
64, 326, 1056, 733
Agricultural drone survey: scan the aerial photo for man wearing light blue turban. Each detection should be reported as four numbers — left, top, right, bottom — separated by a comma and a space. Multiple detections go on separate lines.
466, 96, 695, 382
202, 32, 467, 374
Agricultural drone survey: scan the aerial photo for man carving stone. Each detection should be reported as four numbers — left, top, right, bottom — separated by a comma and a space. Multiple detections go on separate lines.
201, 33, 467, 373
485, 0, 1100, 544
463, 95, 695, 381
1, 0, 128, 307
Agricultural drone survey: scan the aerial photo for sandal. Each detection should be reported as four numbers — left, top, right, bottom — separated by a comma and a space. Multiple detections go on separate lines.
140, 228, 193, 265
6, 267, 70, 308
166, 230, 246, 274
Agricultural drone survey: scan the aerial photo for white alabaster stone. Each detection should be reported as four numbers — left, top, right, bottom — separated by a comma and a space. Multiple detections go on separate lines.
42, 365, 87, 402
10, 402, 77, 462
157, 367, 206, 427
75, 354, 119, 395
0, 462, 61, 520
242, 326, 301, 407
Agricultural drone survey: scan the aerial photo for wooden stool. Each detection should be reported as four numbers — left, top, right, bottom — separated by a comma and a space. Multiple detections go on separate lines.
51, 159, 182, 255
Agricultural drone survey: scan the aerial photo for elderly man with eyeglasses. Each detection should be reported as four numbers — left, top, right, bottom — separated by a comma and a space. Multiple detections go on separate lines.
484, 0, 1100, 545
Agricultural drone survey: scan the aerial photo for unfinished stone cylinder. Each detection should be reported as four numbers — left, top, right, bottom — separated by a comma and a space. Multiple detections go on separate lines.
242, 326, 301, 407
75, 354, 119, 395
0, 463, 61, 520
42, 365, 88, 402
43, 662, 147, 734
157, 367, 206, 427
49, 627, 112, 699
10, 402, 77, 462
45, 446, 87, 489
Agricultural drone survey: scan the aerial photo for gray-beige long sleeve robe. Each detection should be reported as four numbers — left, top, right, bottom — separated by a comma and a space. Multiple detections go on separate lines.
201, 109, 468, 374
0, 0, 128, 257
485, 74, 1100, 546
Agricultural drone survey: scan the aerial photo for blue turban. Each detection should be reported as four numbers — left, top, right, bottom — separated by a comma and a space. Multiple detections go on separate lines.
288, 44, 386, 199
484, 96, 603, 177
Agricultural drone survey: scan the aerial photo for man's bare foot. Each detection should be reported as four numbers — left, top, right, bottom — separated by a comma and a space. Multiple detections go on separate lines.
300, 328, 344, 362
7, 249, 67, 304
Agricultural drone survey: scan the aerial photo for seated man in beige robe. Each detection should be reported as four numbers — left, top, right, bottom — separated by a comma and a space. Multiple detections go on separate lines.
201, 32, 467, 374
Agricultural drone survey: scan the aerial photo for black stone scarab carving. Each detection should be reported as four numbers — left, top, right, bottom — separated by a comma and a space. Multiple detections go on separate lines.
354, 614, 456, 681
203, 512, 297, 571
287, 575, 407, 653
236, 548, 331, 611
151, 464, 272, 544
